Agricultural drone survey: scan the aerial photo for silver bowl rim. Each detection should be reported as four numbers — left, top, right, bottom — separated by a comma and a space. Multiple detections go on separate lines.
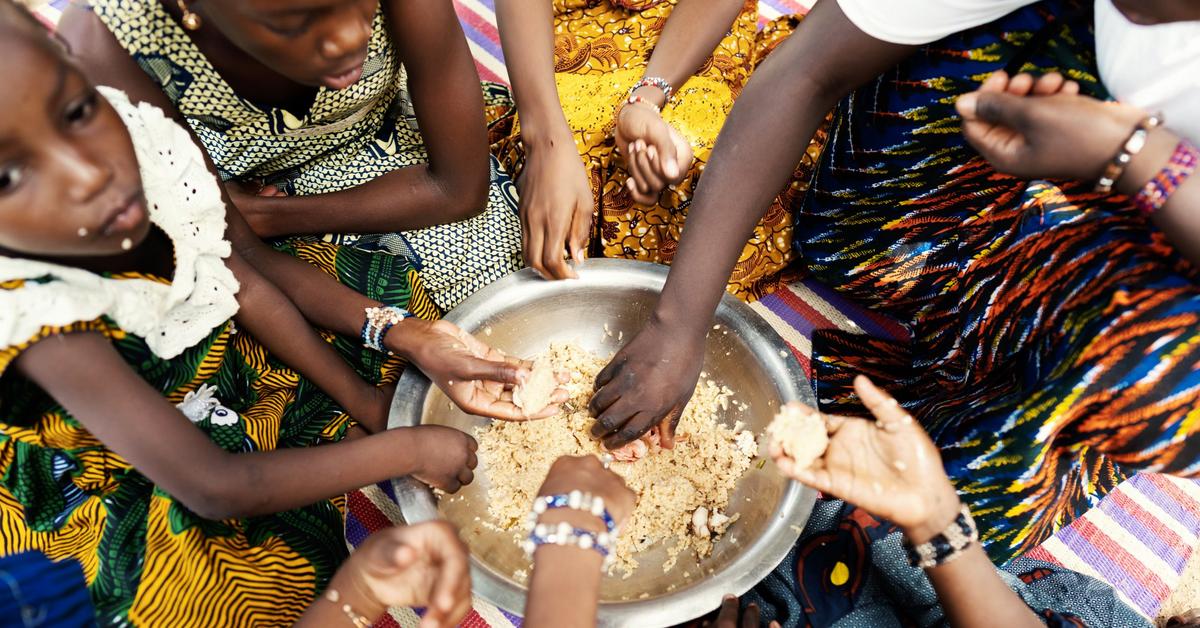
388, 259, 816, 628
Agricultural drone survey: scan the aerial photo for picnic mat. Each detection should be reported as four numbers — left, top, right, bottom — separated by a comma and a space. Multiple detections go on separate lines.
33, 0, 1199, 623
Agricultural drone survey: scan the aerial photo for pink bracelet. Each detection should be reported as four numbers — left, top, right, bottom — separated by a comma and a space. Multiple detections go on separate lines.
1133, 139, 1199, 216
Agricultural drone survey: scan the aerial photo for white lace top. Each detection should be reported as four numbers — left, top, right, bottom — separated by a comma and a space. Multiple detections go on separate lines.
0, 88, 240, 360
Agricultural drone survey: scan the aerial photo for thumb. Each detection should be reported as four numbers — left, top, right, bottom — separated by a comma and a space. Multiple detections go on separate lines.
453, 356, 525, 386
956, 90, 1032, 129
645, 120, 680, 180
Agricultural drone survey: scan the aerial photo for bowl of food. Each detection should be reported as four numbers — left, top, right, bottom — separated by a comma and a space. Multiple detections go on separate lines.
389, 259, 817, 627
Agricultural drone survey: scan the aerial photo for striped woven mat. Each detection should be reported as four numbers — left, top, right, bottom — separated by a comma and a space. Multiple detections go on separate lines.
34, 0, 1198, 623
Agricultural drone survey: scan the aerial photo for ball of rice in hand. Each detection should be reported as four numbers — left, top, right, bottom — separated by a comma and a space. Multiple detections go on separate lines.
767, 404, 829, 469
512, 356, 558, 417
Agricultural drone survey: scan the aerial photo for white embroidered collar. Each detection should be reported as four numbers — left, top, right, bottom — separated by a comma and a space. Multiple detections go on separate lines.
0, 88, 240, 360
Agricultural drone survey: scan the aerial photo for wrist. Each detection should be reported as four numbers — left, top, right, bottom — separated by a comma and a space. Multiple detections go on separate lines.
648, 306, 708, 341
324, 570, 387, 627
631, 85, 668, 109
1116, 127, 1179, 196
382, 317, 428, 361
536, 506, 607, 534
900, 489, 962, 545
520, 116, 575, 153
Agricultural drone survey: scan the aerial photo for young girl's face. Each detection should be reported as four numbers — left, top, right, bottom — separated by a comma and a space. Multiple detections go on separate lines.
0, 31, 149, 258
204, 0, 378, 91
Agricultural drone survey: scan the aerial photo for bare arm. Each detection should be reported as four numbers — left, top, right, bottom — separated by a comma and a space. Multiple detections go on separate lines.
60, 2, 491, 238
225, 249, 390, 431
494, 0, 566, 147
14, 333, 466, 520
654, 0, 912, 339
591, 1, 916, 448
239, 0, 494, 236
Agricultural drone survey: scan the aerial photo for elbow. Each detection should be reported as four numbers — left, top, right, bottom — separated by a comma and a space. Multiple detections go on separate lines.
180, 487, 243, 521
441, 172, 490, 223
175, 461, 261, 521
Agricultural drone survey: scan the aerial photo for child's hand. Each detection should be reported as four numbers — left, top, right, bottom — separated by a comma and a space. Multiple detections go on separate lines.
334, 521, 472, 628
770, 375, 961, 544
406, 320, 568, 421
518, 138, 595, 280
537, 455, 636, 526
409, 425, 478, 492
615, 103, 693, 206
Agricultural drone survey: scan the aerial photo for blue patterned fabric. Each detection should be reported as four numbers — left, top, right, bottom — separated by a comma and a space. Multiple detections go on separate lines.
0, 552, 92, 628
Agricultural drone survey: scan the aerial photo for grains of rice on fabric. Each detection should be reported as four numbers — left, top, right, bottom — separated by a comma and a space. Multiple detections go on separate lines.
475, 343, 755, 575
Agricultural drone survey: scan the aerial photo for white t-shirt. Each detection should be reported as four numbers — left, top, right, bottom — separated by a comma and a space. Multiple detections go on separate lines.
835, 0, 1200, 142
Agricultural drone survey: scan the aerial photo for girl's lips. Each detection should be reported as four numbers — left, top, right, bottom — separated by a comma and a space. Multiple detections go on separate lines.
101, 194, 146, 236
321, 62, 364, 90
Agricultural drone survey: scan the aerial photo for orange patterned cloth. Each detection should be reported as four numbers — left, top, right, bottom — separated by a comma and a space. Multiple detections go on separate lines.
495, 0, 827, 300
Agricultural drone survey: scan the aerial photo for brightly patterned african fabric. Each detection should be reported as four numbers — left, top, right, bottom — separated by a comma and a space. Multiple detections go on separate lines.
496, 0, 827, 300
799, 0, 1200, 563
90, 0, 522, 310
0, 89, 437, 625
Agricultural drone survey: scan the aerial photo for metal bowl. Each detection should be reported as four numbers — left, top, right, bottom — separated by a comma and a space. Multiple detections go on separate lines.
389, 259, 816, 627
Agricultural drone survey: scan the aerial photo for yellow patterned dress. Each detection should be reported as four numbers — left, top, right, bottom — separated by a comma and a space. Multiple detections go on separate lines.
0, 90, 436, 625
496, 0, 827, 300
91, 0, 523, 311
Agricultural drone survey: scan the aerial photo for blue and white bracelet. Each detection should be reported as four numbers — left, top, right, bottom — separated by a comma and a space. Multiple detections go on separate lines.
522, 521, 614, 569
360, 306, 414, 355
527, 490, 618, 534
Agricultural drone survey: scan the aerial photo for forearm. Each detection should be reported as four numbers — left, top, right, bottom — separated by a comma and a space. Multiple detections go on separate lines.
651, 1, 909, 334
636, 0, 745, 106
924, 544, 1043, 628
495, 0, 572, 144
212, 428, 427, 518
226, 252, 378, 427
244, 164, 482, 238
19, 335, 427, 522
524, 548, 603, 627
652, 45, 839, 337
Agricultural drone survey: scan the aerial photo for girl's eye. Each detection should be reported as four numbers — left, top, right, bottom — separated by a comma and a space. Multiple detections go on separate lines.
0, 165, 24, 194
64, 91, 98, 127
265, 18, 313, 37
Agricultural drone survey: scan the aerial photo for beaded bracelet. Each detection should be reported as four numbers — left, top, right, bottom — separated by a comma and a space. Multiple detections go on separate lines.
624, 94, 661, 114
1133, 139, 1198, 216
901, 503, 978, 569
323, 588, 372, 628
527, 490, 618, 534
522, 520, 614, 568
360, 306, 414, 355
630, 76, 673, 101
1096, 114, 1162, 194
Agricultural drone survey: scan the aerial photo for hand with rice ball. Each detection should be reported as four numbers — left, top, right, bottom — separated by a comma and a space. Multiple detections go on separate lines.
768, 375, 961, 544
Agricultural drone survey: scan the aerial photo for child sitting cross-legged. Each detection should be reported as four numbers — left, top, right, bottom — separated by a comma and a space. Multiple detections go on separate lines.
0, 4, 563, 625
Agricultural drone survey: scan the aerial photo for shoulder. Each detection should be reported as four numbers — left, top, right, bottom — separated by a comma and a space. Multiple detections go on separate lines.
835, 0, 1036, 45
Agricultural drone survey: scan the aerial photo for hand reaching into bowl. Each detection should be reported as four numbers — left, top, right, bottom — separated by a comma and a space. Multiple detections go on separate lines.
770, 375, 959, 544
589, 316, 706, 450
524, 455, 636, 628
400, 319, 569, 422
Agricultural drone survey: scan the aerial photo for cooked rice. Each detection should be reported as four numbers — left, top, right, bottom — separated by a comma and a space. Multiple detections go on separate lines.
474, 342, 755, 575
